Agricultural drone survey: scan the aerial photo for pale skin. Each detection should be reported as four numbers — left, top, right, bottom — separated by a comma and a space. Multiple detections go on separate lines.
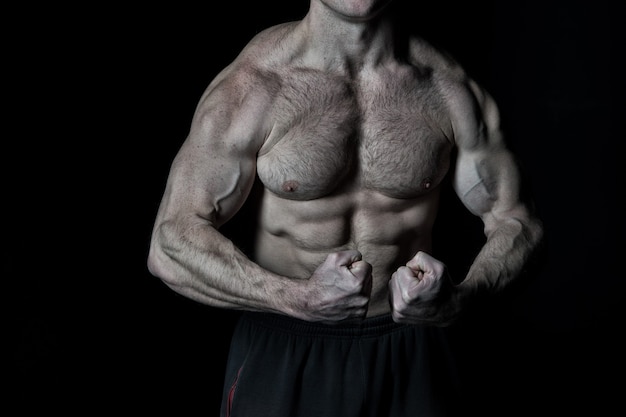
147, 0, 543, 326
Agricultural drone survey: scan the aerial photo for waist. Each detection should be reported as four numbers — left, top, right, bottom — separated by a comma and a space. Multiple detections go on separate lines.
240, 311, 408, 338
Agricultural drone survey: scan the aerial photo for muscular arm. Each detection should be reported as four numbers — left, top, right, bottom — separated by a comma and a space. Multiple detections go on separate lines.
147, 69, 294, 313
450, 79, 543, 300
147, 61, 371, 322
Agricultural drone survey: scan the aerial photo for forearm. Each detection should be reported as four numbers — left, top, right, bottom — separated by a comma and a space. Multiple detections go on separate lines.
459, 214, 543, 297
147, 217, 304, 315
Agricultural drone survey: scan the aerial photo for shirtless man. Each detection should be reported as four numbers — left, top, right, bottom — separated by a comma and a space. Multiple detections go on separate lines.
147, 1, 543, 415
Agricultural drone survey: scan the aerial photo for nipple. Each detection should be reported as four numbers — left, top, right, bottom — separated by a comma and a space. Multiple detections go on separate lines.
282, 180, 299, 192
421, 177, 432, 190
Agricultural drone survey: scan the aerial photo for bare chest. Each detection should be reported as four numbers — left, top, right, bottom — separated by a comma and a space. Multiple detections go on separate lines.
257, 69, 453, 200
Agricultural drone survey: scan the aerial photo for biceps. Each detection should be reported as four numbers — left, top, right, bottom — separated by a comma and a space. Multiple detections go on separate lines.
167, 143, 258, 228
453, 148, 522, 218
209, 157, 257, 226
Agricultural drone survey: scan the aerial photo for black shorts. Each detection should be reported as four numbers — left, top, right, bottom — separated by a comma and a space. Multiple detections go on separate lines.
221, 312, 461, 417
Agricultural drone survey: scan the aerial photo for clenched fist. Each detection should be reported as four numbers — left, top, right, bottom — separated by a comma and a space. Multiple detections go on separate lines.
301, 250, 372, 323
389, 251, 460, 326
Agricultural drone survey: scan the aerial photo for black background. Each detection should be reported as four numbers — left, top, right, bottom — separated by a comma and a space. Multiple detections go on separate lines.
8, 1, 624, 415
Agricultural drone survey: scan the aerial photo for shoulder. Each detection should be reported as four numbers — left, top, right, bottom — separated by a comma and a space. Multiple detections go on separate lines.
407, 36, 476, 114
197, 21, 301, 110
407, 37, 466, 82
241, 21, 299, 61
186, 23, 301, 149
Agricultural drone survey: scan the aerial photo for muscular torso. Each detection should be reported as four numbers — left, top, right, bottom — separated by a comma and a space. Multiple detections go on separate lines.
252, 59, 454, 316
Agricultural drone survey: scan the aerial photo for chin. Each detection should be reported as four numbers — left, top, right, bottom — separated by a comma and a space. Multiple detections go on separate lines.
325, 0, 394, 20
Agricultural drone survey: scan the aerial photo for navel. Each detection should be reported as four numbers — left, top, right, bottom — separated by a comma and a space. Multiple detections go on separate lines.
282, 180, 300, 192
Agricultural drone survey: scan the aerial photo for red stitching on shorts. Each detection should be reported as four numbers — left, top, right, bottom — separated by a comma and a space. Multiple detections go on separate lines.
226, 367, 243, 417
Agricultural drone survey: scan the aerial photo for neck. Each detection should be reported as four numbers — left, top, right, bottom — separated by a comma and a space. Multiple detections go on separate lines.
299, 1, 397, 73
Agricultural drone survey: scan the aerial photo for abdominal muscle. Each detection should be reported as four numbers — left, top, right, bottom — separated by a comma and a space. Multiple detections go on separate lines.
252, 186, 441, 317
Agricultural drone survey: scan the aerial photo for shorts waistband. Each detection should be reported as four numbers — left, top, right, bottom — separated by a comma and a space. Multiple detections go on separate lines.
241, 312, 409, 338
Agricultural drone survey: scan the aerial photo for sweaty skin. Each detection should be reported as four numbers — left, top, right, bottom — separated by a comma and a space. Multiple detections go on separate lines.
147, 0, 543, 325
